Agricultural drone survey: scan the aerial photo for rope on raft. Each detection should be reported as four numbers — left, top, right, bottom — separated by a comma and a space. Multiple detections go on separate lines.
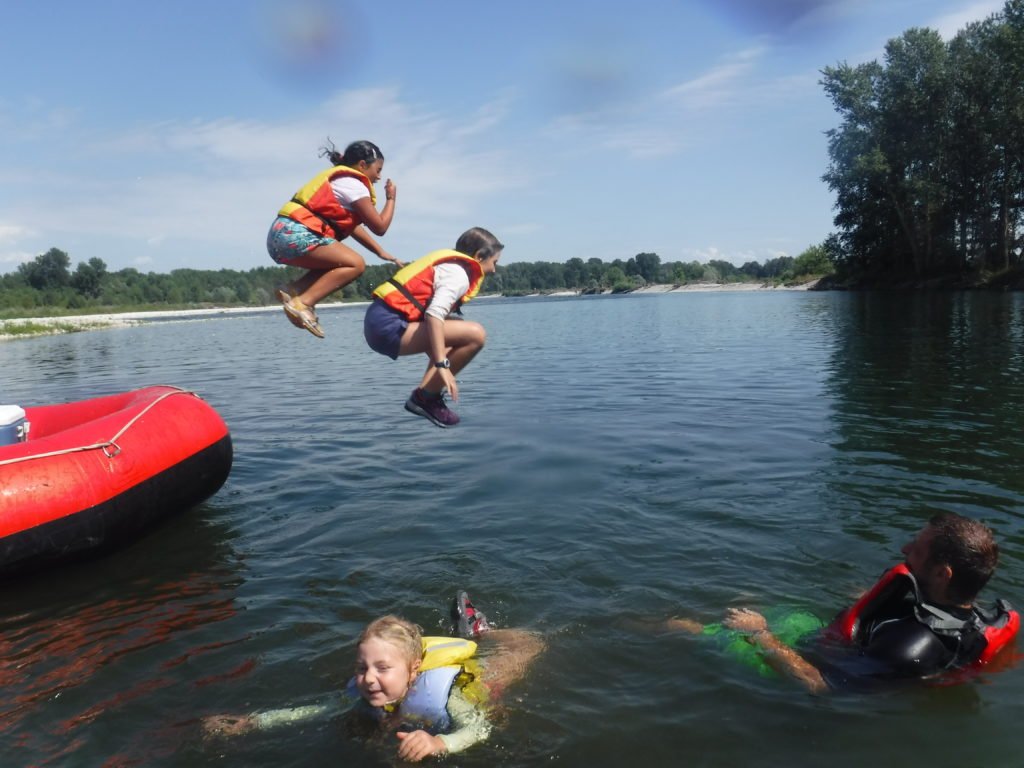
0, 387, 197, 467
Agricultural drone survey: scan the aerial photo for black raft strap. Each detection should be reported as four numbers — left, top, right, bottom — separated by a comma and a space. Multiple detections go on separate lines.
386, 278, 428, 316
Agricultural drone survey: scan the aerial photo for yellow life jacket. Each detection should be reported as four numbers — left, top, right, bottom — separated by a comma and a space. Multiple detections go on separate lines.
278, 165, 376, 240
372, 250, 485, 321
418, 636, 489, 709
419, 636, 477, 670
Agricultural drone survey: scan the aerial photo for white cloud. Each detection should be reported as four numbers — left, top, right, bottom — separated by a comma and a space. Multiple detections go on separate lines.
4, 87, 532, 270
0, 223, 31, 244
0, 223, 35, 266
0, 250, 32, 266
662, 47, 767, 110
929, 0, 1004, 39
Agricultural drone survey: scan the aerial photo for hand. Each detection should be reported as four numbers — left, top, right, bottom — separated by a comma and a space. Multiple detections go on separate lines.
439, 367, 458, 401
384, 179, 396, 201
395, 729, 447, 762
202, 714, 252, 737
723, 607, 769, 634
379, 249, 404, 268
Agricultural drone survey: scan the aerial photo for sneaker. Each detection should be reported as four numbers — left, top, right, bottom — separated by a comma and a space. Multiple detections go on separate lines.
452, 590, 491, 639
404, 388, 460, 428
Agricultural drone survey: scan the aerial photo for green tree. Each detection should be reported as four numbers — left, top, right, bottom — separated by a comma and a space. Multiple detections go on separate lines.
71, 257, 108, 298
634, 252, 662, 283
19, 248, 71, 291
791, 244, 833, 278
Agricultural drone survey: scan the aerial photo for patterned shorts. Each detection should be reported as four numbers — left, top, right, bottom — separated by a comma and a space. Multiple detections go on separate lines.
266, 216, 334, 264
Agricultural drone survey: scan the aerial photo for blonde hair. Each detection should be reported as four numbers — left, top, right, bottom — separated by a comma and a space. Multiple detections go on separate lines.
358, 615, 422, 667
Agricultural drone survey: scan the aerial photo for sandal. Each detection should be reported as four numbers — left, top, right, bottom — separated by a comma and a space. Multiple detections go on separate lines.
276, 286, 306, 329
283, 297, 325, 338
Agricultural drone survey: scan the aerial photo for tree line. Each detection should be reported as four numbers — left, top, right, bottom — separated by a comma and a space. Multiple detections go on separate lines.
0, 245, 832, 316
823, 0, 1024, 284
13, 2, 1019, 310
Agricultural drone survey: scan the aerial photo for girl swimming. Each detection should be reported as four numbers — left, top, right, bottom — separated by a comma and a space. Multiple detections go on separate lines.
203, 593, 543, 763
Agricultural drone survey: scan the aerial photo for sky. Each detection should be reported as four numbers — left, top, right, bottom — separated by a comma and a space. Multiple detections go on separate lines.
0, 0, 1008, 274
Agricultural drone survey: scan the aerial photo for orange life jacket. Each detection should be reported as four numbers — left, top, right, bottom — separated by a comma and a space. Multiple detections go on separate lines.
277, 165, 376, 240
372, 250, 485, 321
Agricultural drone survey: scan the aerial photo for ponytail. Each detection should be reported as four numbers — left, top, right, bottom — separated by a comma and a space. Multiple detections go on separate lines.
318, 138, 384, 168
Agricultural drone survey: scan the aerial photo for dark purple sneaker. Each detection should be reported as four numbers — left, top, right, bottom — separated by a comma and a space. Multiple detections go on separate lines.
452, 590, 491, 638
404, 388, 460, 428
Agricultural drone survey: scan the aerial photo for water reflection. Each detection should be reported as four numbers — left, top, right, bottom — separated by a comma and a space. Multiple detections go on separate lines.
824, 292, 1024, 556
0, 509, 242, 764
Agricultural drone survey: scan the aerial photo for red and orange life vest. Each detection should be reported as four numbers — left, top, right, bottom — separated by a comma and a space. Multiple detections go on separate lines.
372, 250, 485, 321
827, 563, 1019, 668
278, 165, 376, 240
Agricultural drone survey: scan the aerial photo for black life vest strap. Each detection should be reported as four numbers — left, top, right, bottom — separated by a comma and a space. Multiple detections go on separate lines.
290, 196, 344, 240
386, 277, 428, 316
914, 602, 978, 635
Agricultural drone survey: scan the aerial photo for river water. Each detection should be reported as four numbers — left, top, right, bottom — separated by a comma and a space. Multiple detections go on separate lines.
1, 291, 1022, 767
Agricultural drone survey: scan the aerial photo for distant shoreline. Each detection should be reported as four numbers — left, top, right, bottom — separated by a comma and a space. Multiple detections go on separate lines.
0, 281, 818, 341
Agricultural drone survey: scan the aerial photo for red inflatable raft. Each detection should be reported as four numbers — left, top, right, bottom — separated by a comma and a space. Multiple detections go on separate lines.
0, 385, 232, 576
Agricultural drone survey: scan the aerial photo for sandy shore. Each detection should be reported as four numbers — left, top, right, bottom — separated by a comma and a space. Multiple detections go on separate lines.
537, 279, 819, 297
0, 281, 818, 340
0, 300, 366, 341
631, 279, 820, 293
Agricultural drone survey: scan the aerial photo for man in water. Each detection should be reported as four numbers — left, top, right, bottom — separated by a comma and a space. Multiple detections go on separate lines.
669, 512, 1018, 693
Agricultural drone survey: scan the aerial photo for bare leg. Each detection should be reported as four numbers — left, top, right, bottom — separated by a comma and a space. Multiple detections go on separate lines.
475, 629, 544, 693
664, 617, 704, 634
284, 241, 366, 308
397, 320, 487, 393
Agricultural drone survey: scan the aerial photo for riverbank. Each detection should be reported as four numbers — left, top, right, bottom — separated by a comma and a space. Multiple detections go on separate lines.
0, 282, 818, 341
0, 302, 360, 341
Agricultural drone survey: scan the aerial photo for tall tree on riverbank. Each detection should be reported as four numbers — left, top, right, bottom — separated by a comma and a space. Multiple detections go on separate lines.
822, 0, 1024, 282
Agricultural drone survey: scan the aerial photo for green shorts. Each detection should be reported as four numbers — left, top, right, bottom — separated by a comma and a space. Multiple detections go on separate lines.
702, 610, 823, 677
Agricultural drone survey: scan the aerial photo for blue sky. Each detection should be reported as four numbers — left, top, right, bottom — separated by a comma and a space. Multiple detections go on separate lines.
0, 0, 1006, 273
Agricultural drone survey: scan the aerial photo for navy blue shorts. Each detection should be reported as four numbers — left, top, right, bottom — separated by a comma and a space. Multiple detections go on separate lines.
363, 300, 408, 360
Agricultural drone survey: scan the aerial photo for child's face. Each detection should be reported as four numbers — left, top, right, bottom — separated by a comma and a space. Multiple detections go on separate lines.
358, 158, 384, 184
480, 249, 503, 275
354, 637, 417, 707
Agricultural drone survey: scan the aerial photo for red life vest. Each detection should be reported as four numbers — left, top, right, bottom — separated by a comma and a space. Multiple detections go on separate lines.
278, 165, 376, 240
372, 250, 485, 322
826, 563, 1019, 668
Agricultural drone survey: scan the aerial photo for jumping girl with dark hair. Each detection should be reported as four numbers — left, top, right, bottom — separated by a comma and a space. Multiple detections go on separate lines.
268, 139, 401, 338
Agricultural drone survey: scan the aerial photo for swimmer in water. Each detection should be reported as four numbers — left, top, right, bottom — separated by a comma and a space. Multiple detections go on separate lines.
203, 592, 544, 762
665, 513, 1018, 693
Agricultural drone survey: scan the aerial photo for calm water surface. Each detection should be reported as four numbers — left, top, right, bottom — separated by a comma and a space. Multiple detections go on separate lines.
1, 292, 1023, 767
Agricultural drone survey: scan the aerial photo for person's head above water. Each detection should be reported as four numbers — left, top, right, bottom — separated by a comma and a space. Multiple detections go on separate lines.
320, 139, 385, 184
455, 227, 504, 275
902, 512, 998, 606
354, 615, 422, 708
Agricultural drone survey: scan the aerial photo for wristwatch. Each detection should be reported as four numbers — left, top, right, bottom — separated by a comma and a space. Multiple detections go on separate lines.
434, 358, 451, 369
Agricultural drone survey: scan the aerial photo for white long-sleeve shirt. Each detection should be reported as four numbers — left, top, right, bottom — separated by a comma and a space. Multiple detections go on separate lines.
250, 685, 491, 754
425, 262, 471, 320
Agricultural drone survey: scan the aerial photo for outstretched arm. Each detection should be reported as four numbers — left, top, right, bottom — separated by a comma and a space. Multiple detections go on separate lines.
350, 225, 403, 266
203, 698, 344, 737
724, 608, 828, 695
